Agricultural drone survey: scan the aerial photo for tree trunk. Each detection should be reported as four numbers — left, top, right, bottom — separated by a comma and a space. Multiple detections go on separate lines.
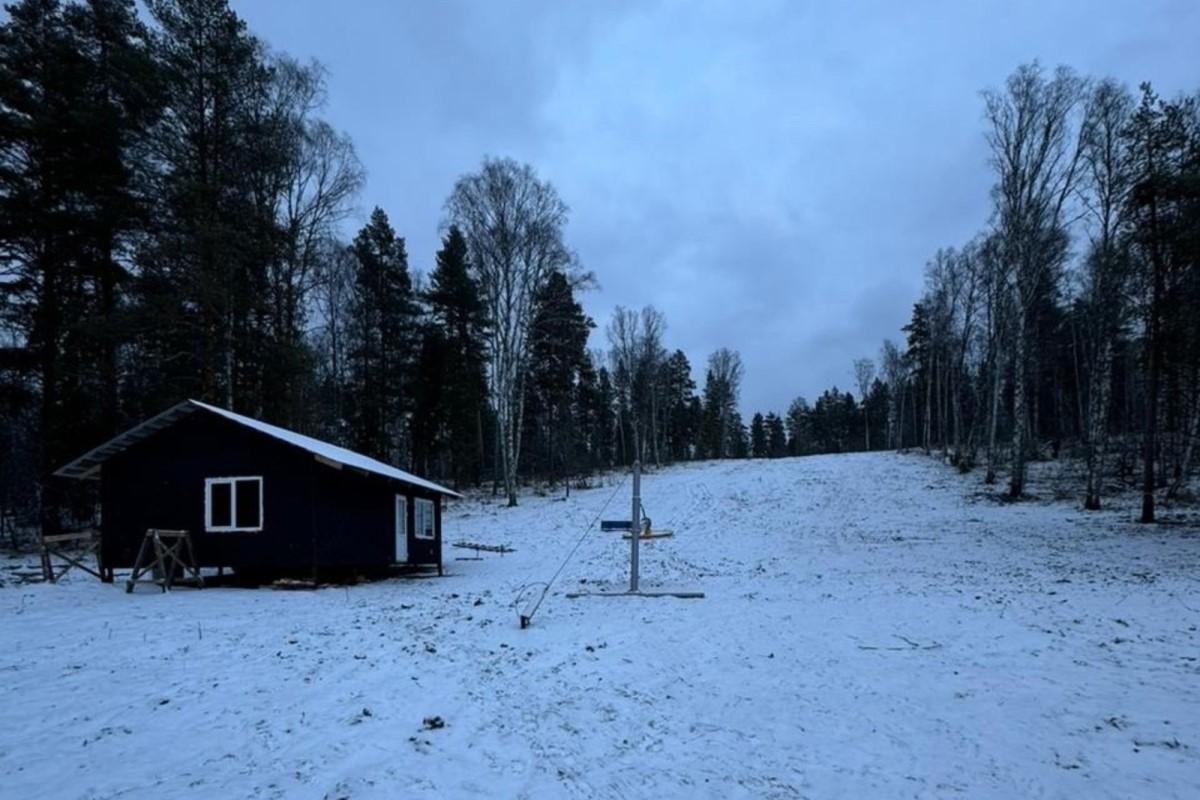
890, 390, 900, 451
1071, 320, 1085, 443
910, 383, 919, 452
1142, 337, 1160, 522
1084, 339, 1114, 510
491, 409, 500, 497
1168, 387, 1199, 499
939, 356, 949, 458
1030, 345, 1040, 458
985, 350, 1003, 484
476, 405, 486, 488
100, 237, 119, 436
1009, 302, 1028, 498
37, 247, 62, 540
501, 409, 519, 507
923, 365, 932, 454
950, 368, 963, 466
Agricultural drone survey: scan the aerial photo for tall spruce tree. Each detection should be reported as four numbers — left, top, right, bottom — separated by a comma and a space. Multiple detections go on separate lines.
662, 349, 697, 460
591, 363, 617, 469
346, 208, 418, 465
525, 270, 592, 487
766, 412, 788, 457
0, 0, 158, 534
1123, 85, 1194, 522
132, 0, 268, 413
750, 412, 768, 457
0, 0, 92, 534
415, 225, 488, 488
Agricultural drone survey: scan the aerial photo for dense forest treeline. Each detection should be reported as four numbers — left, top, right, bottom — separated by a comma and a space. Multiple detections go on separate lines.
717, 67, 1200, 524
0, 0, 752, 538
1, 2, 1196, 540
802, 65, 1199, 522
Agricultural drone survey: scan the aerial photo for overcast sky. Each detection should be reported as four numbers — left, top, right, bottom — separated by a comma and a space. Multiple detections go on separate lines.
234, 0, 1198, 414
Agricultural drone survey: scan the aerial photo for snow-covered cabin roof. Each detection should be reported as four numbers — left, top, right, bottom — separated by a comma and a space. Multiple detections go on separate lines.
54, 399, 461, 498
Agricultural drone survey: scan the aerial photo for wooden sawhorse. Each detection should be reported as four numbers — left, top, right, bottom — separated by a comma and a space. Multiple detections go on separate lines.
125, 529, 204, 593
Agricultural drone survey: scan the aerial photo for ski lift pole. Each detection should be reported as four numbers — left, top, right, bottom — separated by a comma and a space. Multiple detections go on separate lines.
630, 460, 641, 592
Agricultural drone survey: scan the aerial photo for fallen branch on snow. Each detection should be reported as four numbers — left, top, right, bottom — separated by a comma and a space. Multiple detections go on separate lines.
856, 635, 943, 652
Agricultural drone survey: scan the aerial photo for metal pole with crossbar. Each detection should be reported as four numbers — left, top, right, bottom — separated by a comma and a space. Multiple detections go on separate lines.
630, 460, 640, 592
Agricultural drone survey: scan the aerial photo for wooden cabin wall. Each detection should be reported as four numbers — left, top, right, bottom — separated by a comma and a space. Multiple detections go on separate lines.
312, 468, 442, 570
98, 412, 443, 576
101, 414, 316, 572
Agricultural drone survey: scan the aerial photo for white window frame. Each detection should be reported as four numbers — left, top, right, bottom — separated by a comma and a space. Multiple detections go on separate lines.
204, 476, 264, 532
414, 497, 436, 540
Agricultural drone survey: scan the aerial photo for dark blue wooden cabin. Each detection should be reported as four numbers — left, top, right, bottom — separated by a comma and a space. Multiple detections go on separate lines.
55, 400, 460, 582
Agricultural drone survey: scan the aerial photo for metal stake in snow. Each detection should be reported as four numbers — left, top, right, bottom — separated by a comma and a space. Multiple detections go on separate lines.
629, 460, 641, 592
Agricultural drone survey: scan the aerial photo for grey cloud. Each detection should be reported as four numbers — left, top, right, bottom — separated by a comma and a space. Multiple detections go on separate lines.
236, 0, 1198, 414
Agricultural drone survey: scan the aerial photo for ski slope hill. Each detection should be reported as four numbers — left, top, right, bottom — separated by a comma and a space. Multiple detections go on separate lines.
2, 453, 1197, 798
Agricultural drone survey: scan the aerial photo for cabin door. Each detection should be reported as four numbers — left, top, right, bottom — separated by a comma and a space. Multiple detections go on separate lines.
394, 495, 408, 563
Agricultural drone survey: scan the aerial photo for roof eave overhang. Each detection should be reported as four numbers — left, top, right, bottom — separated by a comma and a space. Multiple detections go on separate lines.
52, 401, 198, 480
310, 453, 462, 499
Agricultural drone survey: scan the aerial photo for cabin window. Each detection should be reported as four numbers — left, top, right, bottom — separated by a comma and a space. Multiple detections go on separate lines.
205, 477, 263, 532
414, 497, 435, 540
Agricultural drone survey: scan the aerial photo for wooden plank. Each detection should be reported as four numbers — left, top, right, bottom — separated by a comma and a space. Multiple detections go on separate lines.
450, 541, 514, 554
42, 531, 97, 545
565, 590, 705, 599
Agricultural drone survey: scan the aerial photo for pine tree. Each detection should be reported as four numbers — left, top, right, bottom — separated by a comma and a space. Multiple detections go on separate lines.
903, 302, 933, 453
785, 397, 811, 455
346, 208, 418, 465
1123, 84, 1194, 522
699, 349, 743, 458
0, 0, 158, 534
64, 0, 161, 436
416, 225, 488, 488
865, 379, 891, 453
766, 412, 788, 457
750, 412, 768, 458
525, 271, 592, 487
699, 371, 722, 459
133, 0, 268, 412
573, 354, 600, 475
0, 0, 91, 535
729, 411, 749, 459
662, 349, 697, 460
591, 364, 617, 469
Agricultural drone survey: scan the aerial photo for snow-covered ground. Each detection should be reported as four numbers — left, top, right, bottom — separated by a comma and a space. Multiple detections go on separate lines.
2, 453, 1198, 799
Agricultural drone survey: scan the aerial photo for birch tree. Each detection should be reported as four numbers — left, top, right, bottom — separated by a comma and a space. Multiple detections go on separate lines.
878, 340, 906, 450
606, 305, 666, 466
1077, 78, 1134, 509
703, 348, 744, 458
941, 244, 985, 467
983, 62, 1087, 497
445, 158, 575, 506
978, 235, 1011, 483
853, 358, 876, 450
